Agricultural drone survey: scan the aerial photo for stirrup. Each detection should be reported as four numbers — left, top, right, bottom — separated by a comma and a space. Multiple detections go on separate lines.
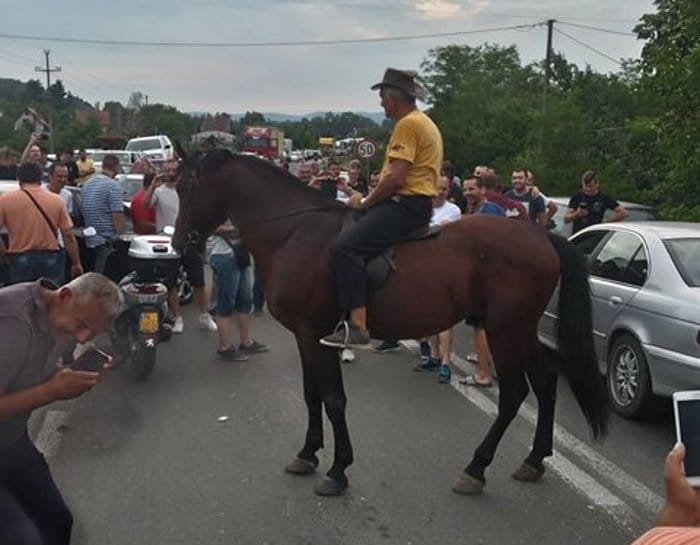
332, 320, 350, 346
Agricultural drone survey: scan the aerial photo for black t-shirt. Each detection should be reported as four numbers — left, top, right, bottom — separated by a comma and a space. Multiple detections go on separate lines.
64, 160, 79, 184
568, 191, 619, 234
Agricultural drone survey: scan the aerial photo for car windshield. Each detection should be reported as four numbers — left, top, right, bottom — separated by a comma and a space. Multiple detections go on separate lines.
665, 238, 700, 287
127, 139, 161, 151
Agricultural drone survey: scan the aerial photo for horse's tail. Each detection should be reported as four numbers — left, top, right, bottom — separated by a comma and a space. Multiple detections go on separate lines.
547, 232, 609, 438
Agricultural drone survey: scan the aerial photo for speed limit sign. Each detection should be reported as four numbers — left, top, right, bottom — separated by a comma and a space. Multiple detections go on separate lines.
356, 139, 377, 159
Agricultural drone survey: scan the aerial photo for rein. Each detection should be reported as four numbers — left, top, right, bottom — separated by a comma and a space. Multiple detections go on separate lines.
238, 204, 345, 227
181, 167, 344, 245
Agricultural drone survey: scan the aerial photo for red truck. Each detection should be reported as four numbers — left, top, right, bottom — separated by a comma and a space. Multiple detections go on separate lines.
242, 126, 284, 159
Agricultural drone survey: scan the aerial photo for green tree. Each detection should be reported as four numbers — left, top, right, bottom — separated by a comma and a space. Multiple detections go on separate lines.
635, 0, 700, 218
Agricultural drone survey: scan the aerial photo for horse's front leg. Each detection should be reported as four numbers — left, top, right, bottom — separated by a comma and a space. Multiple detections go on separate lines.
297, 331, 353, 496
285, 338, 325, 476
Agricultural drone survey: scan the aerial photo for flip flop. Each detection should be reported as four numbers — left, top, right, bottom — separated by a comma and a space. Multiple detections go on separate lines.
459, 374, 492, 387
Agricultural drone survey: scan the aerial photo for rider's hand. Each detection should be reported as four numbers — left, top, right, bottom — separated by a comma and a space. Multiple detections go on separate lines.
347, 194, 365, 209
44, 367, 101, 401
577, 206, 588, 218
70, 263, 84, 279
658, 443, 700, 527
29, 132, 41, 144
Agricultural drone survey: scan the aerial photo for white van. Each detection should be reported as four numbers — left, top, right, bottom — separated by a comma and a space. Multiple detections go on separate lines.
125, 135, 174, 162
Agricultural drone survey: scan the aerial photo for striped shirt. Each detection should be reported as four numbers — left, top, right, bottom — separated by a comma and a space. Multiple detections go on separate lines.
81, 174, 123, 248
631, 528, 700, 545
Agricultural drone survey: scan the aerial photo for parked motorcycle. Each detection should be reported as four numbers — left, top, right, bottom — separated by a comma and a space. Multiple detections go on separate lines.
78, 228, 181, 380
109, 233, 182, 380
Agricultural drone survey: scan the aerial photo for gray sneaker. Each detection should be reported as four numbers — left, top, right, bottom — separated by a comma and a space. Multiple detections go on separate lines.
217, 346, 249, 361
320, 322, 371, 349
239, 340, 270, 354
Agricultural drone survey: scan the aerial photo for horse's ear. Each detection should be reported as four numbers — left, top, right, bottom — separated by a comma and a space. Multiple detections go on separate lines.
174, 140, 188, 161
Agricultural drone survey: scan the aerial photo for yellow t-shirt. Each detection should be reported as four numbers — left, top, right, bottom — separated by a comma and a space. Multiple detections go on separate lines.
76, 158, 95, 181
381, 109, 443, 197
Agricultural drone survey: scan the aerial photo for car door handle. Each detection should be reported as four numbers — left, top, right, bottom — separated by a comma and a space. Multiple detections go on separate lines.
609, 296, 623, 305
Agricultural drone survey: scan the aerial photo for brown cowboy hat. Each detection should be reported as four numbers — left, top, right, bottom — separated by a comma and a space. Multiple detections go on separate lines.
370, 68, 427, 100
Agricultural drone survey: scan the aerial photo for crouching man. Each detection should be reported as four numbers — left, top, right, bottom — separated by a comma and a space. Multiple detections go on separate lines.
0, 273, 123, 545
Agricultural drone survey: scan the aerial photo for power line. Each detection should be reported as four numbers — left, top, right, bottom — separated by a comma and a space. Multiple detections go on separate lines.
0, 23, 543, 48
557, 21, 637, 37
553, 27, 624, 66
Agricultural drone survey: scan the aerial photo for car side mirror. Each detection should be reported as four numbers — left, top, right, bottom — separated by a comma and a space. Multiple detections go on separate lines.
164, 144, 171, 149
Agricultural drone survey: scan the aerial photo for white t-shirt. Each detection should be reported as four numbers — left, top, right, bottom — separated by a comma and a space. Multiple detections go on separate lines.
41, 184, 72, 247
152, 184, 180, 233
431, 201, 462, 227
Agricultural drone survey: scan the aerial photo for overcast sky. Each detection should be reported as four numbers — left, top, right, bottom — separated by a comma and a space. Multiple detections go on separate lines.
0, 0, 653, 115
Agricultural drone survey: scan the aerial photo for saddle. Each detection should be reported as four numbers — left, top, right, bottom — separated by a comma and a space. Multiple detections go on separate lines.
341, 211, 441, 291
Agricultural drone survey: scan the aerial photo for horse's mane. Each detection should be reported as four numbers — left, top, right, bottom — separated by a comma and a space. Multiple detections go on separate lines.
196, 149, 345, 210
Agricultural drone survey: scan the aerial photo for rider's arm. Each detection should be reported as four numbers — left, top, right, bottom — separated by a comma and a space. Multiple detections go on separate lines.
362, 159, 410, 208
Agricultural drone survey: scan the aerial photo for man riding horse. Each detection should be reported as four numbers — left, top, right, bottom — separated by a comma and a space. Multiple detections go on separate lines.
320, 68, 444, 349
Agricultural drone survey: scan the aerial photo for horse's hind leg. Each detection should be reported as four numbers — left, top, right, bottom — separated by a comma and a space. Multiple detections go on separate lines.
453, 333, 529, 495
513, 355, 558, 482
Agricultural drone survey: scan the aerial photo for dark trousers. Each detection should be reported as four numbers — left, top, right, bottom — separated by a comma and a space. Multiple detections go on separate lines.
253, 266, 265, 311
330, 195, 432, 310
0, 435, 73, 545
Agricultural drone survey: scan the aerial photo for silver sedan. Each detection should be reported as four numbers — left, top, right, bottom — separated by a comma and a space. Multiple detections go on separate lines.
538, 222, 700, 418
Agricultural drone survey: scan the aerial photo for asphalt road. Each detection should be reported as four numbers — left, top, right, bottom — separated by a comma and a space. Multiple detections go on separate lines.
42, 307, 675, 545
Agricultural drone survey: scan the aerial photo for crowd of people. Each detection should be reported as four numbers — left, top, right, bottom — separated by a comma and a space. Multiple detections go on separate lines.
2, 65, 683, 544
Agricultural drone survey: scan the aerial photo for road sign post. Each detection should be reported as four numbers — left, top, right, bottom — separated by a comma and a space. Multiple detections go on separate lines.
355, 139, 378, 190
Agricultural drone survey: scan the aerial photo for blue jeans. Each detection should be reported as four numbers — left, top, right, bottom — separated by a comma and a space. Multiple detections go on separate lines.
210, 253, 252, 316
0, 435, 73, 545
9, 250, 64, 286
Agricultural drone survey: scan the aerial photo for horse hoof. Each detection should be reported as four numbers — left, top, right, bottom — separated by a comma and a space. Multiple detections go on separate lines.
314, 477, 347, 496
285, 457, 318, 475
512, 463, 545, 482
451, 471, 485, 495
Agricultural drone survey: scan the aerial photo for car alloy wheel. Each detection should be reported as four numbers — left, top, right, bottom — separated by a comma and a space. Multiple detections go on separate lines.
607, 333, 652, 419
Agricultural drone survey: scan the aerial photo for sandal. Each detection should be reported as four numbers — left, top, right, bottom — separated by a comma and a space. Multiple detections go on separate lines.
459, 374, 492, 387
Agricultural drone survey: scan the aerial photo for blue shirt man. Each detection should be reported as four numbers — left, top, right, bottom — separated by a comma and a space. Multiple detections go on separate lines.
81, 156, 125, 248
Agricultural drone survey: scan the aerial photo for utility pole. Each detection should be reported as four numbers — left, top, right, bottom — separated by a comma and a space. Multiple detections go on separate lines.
544, 19, 555, 87
538, 20, 556, 156
35, 49, 61, 153
35, 49, 61, 91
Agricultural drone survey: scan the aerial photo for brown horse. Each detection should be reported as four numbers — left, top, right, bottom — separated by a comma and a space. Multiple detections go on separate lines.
173, 149, 608, 496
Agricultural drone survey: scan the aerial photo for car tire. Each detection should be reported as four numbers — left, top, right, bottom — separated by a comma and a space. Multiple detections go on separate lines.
607, 334, 653, 418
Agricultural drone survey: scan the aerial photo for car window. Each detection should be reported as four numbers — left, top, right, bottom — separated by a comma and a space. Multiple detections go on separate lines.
664, 238, 700, 287
572, 230, 609, 256
590, 231, 643, 283
621, 245, 649, 287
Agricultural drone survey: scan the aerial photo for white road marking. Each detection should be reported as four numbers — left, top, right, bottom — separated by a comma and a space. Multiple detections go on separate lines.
400, 340, 663, 532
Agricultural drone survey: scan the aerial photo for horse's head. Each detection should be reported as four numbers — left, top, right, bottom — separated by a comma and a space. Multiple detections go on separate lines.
172, 156, 228, 252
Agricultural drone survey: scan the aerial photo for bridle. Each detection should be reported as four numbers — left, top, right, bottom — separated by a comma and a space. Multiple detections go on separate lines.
179, 168, 346, 246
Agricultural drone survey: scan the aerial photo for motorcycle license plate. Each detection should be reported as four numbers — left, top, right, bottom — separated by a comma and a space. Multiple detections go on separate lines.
139, 311, 159, 334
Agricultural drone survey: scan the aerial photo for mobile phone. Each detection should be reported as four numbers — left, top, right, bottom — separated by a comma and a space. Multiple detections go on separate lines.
37, 132, 49, 141
70, 348, 110, 372
673, 391, 700, 487
579, 202, 588, 209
